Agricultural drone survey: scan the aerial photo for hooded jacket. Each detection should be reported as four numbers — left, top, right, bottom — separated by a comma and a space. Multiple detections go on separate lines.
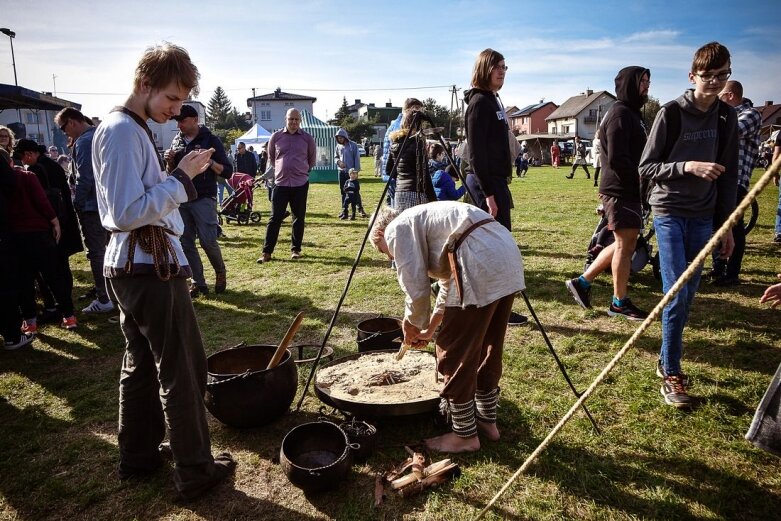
639, 89, 738, 225
464, 88, 512, 198
334, 128, 360, 173
597, 66, 650, 201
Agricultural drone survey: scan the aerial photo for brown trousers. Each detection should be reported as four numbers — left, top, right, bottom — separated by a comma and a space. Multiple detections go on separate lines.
111, 276, 219, 494
436, 293, 515, 403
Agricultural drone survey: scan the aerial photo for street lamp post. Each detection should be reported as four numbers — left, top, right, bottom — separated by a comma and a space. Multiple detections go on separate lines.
0, 28, 21, 125
0, 28, 18, 86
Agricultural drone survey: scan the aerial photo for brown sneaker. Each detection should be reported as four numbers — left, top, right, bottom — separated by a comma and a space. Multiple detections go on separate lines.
256, 253, 272, 264
661, 375, 692, 409
214, 272, 227, 293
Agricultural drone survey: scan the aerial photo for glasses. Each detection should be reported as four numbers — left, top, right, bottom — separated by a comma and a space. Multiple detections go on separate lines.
493, 65, 509, 72
59, 121, 68, 132
694, 69, 731, 83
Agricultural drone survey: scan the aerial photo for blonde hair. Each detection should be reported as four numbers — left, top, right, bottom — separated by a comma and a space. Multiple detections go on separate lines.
471, 48, 505, 91
369, 206, 401, 249
0, 125, 15, 154
133, 42, 200, 96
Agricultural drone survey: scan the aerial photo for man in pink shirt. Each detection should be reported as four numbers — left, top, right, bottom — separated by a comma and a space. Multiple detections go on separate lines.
257, 108, 316, 263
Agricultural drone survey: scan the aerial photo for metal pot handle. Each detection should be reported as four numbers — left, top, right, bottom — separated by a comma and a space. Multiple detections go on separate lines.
206, 369, 252, 388
308, 470, 321, 477
348, 442, 361, 451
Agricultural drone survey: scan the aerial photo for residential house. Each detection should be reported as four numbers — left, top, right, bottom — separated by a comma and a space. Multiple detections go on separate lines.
357, 102, 402, 145
247, 88, 316, 132
508, 101, 558, 135
756, 100, 781, 141
545, 89, 616, 140
147, 100, 206, 151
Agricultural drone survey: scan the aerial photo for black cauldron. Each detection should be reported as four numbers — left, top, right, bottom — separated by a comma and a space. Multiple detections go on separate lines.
205, 344, 297, 428
356, 317, 402, 352
280, 420, 358, 493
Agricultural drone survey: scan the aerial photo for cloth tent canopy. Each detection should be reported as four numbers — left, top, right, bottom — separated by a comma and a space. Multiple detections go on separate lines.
234, 123, 272, 147
299, 109, 339, 183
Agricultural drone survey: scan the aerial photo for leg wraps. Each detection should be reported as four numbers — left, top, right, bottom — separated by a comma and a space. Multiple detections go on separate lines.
440, 398, 477, 438
475, 388, 500, 424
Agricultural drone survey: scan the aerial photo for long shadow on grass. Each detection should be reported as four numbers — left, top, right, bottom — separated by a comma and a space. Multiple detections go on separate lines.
524, 444, 781, 519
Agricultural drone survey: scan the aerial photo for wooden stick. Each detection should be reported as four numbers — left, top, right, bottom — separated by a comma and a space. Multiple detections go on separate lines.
266, 312, 305, 370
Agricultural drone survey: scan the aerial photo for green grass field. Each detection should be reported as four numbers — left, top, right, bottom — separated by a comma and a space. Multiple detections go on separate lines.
2, 158, 780, 520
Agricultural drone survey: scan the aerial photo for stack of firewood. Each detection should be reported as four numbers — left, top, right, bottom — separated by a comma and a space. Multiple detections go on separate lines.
374, 447, 460, 506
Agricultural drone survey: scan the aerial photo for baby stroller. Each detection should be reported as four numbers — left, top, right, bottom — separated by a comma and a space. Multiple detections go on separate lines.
219, 172, 261, 225
584, 204, 660, 280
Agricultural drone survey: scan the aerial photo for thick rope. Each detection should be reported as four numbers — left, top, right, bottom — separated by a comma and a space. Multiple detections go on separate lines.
474, 157, 781, 520
124, 225, 181, 281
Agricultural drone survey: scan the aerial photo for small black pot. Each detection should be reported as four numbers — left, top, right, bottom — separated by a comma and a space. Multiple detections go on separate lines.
280, 421, 358, 493
356, 317, 402, 352
339, 420, 377, 462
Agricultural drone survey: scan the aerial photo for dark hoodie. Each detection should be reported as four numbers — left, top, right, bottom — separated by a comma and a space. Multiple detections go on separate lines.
597, 66, 650, 201
464, 88, 512, 198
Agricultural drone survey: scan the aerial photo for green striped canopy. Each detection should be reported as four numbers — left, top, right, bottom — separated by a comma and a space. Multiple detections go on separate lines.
300, 109, 339, 183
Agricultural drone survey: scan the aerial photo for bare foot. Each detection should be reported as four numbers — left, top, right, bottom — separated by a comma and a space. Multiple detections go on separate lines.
424, 432, 480, 453
477, 421, 500, 442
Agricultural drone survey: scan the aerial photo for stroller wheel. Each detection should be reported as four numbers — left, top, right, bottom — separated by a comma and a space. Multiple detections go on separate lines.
217, 215, 223, 225
651, 253, 661, 280
250, 211, 262, 223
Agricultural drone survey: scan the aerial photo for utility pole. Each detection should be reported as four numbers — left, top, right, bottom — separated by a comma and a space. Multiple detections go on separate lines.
252, 88, 256, 124
52, 74, 57, 97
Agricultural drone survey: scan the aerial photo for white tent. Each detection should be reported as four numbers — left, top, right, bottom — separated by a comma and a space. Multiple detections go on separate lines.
234, 124, 272, 147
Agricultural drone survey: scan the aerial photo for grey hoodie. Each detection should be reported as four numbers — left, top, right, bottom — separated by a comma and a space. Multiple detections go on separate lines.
639, 89, 738, 225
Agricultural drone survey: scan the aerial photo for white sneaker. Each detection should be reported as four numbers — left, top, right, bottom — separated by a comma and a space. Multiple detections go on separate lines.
5, 333, 34, 351
82, 299, 115, 314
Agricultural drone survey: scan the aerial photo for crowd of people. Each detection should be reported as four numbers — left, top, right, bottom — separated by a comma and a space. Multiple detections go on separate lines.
1, 39, 780, 501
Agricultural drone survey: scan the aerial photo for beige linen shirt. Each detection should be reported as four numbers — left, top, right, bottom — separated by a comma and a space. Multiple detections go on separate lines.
385, 201, 525, 330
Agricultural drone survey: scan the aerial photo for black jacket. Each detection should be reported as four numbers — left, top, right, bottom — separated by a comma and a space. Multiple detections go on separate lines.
171, 126, 233, 199
234, 150, 257, 178
30, 155, 83, 256
386, 128, 436, 201
597, 66, 650, 201
464, 88, 511, 197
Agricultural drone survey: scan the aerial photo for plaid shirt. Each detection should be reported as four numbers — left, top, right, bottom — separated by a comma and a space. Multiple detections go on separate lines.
734, 99, 762, 190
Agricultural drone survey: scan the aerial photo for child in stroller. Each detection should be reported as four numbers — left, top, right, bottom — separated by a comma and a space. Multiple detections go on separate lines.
219, 172, 261, 225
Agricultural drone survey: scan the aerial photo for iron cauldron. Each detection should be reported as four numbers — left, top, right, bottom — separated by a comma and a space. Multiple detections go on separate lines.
280, 420, 358, 493
205, 344, 297, 428
356, 316, 402, 352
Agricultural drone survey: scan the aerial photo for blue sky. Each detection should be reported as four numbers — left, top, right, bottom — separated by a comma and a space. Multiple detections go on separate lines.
1, 0, 777, 122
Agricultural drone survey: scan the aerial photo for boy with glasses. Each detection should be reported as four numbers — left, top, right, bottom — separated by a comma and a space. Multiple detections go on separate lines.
639, 41, 738, 408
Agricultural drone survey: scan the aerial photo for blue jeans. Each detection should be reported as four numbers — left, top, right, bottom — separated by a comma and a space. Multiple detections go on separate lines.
775, 184, 781, 236
216, 177, 234, 205
654, 215, 712, 376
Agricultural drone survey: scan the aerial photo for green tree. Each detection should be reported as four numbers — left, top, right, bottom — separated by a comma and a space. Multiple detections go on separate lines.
207, 86, 232, 128
332, 97, 351, 124
338, 114, 379, 143
422, 98, 462, 140
642, 95, 662, 131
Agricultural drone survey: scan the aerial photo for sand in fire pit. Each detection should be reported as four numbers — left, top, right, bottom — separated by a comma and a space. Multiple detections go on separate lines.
316, 351, 442, 404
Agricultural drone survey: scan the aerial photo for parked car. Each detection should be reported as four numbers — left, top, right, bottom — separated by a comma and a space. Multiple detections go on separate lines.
357, 145, 367, 156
